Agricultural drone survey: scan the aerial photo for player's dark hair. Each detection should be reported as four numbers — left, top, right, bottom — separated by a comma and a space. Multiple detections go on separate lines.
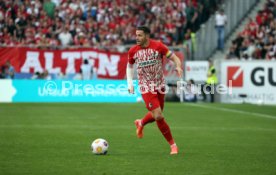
136, 26, 150, 35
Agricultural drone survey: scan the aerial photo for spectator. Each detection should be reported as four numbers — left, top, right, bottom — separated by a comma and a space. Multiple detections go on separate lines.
166, 84, 180, 102
43, 0, 56, 19
215, 9, 227, 51
0, 61, 14, 79
31, 72, 42, 80
0, 65, 5, 79
226, 45, 238, 59
184, 79, 197, 102
183, 28, 193, 59
5, 61, 14, 79
185, 0, 199, 32
6, 18, 16, 36
74, 32, 89, 46
42, 70, 52, 80
58, 26, 73, 46
80, 59, 93, 80
202, 60, 218, 103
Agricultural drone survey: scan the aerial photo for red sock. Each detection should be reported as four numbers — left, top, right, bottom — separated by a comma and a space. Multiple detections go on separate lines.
156, 118, 175, 145
141, 112, 155, 126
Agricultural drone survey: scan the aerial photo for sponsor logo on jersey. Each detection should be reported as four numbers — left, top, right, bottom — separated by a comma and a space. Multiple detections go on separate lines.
138, 60, 161, 68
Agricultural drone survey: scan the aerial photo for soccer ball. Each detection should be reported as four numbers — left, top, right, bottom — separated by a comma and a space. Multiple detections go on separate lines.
91, 138, 109, 155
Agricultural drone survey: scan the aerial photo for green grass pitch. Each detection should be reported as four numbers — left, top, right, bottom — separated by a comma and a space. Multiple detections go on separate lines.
0, 103, 276, 175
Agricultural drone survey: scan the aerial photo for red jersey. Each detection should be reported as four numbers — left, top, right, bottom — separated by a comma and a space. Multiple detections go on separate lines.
128, 39, 172, 91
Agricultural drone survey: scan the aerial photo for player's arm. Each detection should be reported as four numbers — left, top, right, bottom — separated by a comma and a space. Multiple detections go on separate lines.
169, 53, 183, 78
126, 63, 134, 94
127, 50, 135, 94
160, 42, 183, 78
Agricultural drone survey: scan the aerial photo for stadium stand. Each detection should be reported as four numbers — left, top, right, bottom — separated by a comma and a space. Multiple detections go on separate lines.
0, 0, 222, 49
226, 0, 276, 60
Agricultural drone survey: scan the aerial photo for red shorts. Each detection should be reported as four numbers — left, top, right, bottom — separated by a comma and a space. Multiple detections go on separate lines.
142, 91, 165, 111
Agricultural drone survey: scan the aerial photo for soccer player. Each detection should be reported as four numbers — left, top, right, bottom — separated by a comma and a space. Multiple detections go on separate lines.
126, 26, 183, 155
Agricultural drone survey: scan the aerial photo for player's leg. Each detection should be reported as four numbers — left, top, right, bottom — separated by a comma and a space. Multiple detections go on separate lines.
158, 89, 165, 111
134, 91, 166, 138
134, 92, 156, 138
141, 112, 155, 126
134, 112, 154, 139
152, 107, 174, 145
157, 90, 178, 154
151, 107, 178, 154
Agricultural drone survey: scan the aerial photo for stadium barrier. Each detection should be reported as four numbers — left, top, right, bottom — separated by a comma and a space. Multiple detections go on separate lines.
184, 61, 209, 82
182, 60, 276, 105
219, 60, 276, 105
0, 80, 142, 103
0, 47, 184, 81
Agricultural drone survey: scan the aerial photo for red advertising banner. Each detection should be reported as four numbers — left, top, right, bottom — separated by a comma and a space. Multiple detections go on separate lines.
0, 47, 184, 79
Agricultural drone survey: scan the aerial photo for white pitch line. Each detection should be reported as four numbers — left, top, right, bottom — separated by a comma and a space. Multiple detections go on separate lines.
184, 103, 276, 120
0, 125, 275, 132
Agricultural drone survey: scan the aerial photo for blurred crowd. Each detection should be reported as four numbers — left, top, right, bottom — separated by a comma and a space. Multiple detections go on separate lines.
0, 0, 222, 49
226, 0, 276, 60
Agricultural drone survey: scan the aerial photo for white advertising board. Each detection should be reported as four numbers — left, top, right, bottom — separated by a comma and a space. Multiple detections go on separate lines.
220, 61, 276, 105
185, 61, 209, 82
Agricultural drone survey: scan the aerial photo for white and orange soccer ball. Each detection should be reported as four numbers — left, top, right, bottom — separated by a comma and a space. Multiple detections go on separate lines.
91, 138, 109, 155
